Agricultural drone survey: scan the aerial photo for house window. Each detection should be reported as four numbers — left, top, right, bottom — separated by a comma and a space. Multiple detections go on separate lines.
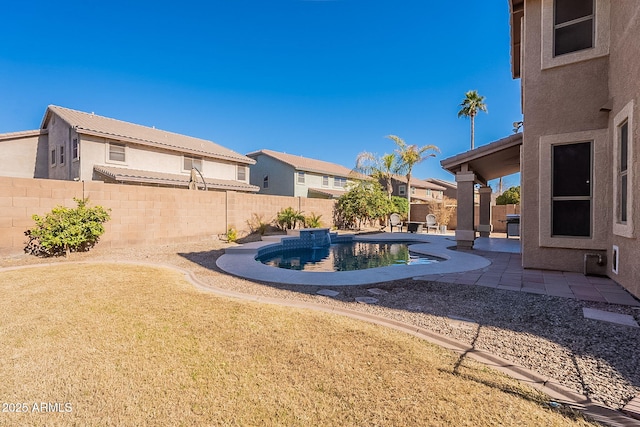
410, 187, 416, 195
334, 177, 346, 188
554, 0, 594, 57
108, 142, 126, 162
551, 141, 592, 237
59, 145, 65, 165
50, 148, 56, 166
237, 165, 247, 181
184, 156, 203, 172
322, 176, 329, 187
297, 171, 305, 184
263, 175, 269, 189
613, 100, 634, 238
72, 138, 79, 160
399, 185, 406, 196
426, 189, 432, 197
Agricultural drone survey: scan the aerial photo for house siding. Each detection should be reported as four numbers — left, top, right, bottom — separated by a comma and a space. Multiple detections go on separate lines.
249, 154, 295, 196
0, 131, 48, 179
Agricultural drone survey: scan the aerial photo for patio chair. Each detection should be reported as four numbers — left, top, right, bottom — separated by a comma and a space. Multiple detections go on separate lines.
389, 213, 403, 232
425, 214, 439, 233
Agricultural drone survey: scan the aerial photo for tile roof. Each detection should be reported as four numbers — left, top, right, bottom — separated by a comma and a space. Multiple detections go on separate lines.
391, 175, 446, 191
307, 187, 347, 199
44, 105, 254, 165
94, 165, 259, 192
247, 149, 356, 178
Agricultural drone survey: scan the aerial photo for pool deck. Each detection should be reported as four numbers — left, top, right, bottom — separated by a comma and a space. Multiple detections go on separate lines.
218, 231, 639, 307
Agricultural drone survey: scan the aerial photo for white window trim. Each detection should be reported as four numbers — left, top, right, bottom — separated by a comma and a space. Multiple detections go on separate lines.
106, 141, 127, 165
322, 176, 329, 187
72, 138, 79, 162
398, 185, 406, 196
334, 177, 346, 188
538, 129, 608, 249
297, 171, 305, 184
183, 155, 203, 173
237, 165, 247, 182
541, 0, 610, 70
613, 100, 634, 238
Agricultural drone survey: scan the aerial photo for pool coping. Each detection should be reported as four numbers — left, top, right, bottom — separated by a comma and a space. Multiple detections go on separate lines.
216, 232, 492, 286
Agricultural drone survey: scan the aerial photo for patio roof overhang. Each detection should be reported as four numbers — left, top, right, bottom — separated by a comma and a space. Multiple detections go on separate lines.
440, 133, 522, 186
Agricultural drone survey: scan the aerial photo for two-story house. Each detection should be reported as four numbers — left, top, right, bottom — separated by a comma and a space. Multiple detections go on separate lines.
508, 0, 640, 297
388, 175, 446, 203
246, 149, 358, 198
0, 105, 259, 192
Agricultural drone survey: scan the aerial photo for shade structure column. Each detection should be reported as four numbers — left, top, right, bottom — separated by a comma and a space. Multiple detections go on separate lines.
477, 185, 493, 237
455, 170, 476, 249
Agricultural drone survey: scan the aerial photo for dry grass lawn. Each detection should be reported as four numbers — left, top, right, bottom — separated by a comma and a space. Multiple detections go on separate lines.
0, 264, 595, 426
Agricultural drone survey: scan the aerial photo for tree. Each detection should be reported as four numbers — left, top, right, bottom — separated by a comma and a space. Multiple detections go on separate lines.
353, 152, 401, 199
496, 186, 520, 205
458, 90, 488, 150
334, 181, 392, 229
388, 135, 440, 222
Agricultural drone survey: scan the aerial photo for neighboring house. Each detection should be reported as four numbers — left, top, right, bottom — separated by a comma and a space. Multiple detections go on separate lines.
388, 175, 445, 203
246, 149, 357, 198
425, 177, 481, 204
507, 0, 640, 297
0, 105, 259, 192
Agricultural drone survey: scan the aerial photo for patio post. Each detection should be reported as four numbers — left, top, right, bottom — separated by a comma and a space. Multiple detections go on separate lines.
478, 186, 492, 237
455, 169, 476, 249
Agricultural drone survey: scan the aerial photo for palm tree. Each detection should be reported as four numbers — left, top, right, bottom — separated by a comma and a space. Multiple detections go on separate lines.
354, 152, 401, 199
458, 90, 488, 150
388, 135, 440, 222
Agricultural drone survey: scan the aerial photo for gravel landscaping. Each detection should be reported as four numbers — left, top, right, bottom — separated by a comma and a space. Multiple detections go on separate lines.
2, 238, 639, 411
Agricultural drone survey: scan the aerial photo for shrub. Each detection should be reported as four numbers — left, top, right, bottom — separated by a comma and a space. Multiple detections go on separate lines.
25, 198, 111, 257
247, 213, 270, 235
226, 227, 238, 243
276, 207, 305, 230
304, 213, 322, 228
496, 186, 520, 205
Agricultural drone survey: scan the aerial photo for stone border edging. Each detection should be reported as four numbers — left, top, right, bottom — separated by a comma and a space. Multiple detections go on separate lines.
3, 260, 639, 426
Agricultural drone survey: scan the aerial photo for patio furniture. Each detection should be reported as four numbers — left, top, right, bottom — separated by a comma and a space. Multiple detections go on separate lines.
425, 214, 439, 233
389, 213, 403, 232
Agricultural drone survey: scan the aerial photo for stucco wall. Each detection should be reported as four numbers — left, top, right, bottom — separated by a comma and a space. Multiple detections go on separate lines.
520, 0, 611, 273
0, 176, 336, 257
248, 154, 294, 196
607, 1, 640, 298
0, 131, 48, 179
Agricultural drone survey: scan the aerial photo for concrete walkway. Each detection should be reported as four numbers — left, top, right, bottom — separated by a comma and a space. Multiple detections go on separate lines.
415, 236, 640, 307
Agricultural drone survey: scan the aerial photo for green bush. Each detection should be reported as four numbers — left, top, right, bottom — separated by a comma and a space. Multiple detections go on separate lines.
496, 186, 520, 205
276, 207, 305, 230
226, 227, 238, 243
25, 198, 111, 257
304, 213, 323, 228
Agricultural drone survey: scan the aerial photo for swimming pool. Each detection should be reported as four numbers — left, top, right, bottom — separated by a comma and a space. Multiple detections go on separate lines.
216, 232, 492, 286
257, 241, 440, 272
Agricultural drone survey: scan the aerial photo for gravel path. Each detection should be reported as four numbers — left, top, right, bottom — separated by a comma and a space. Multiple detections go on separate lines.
3, 239, 639, 411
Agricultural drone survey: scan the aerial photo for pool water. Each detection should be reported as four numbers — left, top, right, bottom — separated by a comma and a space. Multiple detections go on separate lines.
257, 241, 440, 272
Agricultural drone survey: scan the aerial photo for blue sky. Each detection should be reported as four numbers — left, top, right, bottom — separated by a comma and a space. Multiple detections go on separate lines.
0, 0, 521, 187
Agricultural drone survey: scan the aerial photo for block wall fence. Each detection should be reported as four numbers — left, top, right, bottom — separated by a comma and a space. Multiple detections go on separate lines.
0, 177, 336, 256
1, 176, 520, 256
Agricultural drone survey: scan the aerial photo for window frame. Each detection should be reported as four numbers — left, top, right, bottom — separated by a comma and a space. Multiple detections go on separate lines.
263, 175, 269, 189
334, 177, 346, 188
613, 100, 634, 238
50, 147, 56, 167
59, 145, 65, 165
183, 155, 203, 172
553, 0, 594, 57
538, 129, 608, 249
107, 142, 127, 164
541, 0, 609, 70
236, 165, 247, 182
297, 171, 305, 184
72, 138, 79, 161
322, 176, 329, 187
398, 185, 406, 196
